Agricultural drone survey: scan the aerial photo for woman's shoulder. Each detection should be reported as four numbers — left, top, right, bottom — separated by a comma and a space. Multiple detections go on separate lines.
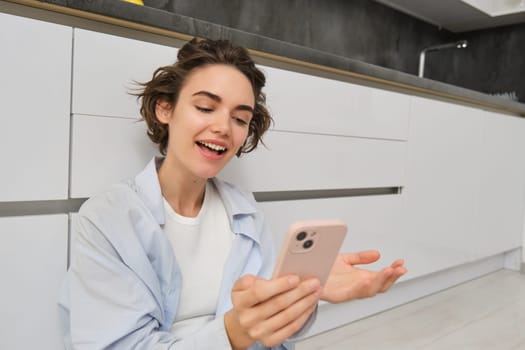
77, 182, 148, 226
74, 181, 164, 248
80, 182, 135, 209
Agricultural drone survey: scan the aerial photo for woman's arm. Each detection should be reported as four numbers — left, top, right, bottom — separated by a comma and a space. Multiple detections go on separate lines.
61, 215, 234, 349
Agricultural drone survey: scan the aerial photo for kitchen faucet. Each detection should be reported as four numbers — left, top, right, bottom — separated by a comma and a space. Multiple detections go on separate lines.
418, 40, 468, 78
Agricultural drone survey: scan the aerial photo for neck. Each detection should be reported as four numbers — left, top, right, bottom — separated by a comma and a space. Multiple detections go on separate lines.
158, 156, 207, 217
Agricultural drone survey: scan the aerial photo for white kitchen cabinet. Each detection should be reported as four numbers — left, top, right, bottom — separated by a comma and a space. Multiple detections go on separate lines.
263, 66, 410, 140
475, 111, 525, 257
219, 130, 407, 192
0, 13, 71, 201
405, 96, 484, 275
70, 114, 159, 198
0, 214, 68, 350
72, 29, 178, 119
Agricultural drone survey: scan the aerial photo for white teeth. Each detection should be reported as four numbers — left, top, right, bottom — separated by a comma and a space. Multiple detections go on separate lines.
198, 141, 226, 152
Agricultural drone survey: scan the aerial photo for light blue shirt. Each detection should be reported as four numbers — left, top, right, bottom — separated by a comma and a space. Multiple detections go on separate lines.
58, 158, 303, 349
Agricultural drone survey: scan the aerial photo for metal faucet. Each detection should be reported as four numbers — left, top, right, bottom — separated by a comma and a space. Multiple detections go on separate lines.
418, 40, 468, 78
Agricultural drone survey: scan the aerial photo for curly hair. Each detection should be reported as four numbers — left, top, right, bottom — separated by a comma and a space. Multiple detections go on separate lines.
134, 38, 273, 156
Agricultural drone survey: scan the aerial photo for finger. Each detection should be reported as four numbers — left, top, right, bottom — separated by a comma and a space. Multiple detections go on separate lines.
390, 259, 405, 268
342, 250, 381, 265
262, 301, 318, 347
250, 287, 320, 345
370, 267, 393, 294
234, 275, 301, 308
235, 278, 319, 336
379, 266, 407, 293
378, 267, 397, 293
252, 278, 320, 321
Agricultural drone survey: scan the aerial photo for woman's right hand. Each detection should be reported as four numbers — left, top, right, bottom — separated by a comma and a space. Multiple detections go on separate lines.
224, 274, 321, 349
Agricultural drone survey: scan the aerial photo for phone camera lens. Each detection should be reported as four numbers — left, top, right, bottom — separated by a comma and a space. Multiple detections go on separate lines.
303, 240, 313, 249
296, 231, 307, 241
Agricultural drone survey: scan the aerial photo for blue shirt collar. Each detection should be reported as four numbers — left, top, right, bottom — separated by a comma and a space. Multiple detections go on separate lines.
132, 157, 259, 241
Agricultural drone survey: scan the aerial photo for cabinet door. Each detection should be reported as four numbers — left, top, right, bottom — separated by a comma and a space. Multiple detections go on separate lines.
0, 214, 68, 349
70, 114, 158, 198
405, 96, 484, 276
0, 13, 71, 201
476, 112, 525, 256
72, 29, 178, 118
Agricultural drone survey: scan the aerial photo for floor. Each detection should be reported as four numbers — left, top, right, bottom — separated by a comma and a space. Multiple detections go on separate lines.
296, 269, 525, 350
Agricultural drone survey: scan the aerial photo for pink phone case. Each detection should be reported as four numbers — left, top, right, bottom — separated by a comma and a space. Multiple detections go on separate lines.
272, 219, 347, 286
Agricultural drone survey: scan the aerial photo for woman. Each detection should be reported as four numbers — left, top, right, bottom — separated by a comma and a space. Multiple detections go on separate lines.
58, 38, 406, 350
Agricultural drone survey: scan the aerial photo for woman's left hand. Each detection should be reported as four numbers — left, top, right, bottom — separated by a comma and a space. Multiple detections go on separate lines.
321, 250, 407, 304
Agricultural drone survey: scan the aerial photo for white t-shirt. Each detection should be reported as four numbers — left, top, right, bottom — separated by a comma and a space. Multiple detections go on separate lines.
162, 180, 234, 338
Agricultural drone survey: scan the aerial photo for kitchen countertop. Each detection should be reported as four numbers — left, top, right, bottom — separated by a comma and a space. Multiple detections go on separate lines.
10, 0, 525, 116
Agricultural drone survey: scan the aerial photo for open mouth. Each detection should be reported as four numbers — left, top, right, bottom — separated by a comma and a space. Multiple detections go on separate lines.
196, 141, 227, 155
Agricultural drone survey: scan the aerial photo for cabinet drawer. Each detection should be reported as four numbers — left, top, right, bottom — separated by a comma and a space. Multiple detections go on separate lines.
219, 130, 407, 192
70, 114, 158, 198
263, 66, 410, 140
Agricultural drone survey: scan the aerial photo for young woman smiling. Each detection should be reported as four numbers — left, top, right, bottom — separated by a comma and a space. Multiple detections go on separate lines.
58, 38, 407, 350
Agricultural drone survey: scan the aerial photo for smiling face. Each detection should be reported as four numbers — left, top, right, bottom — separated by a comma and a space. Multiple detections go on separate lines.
155, 64, 255, 181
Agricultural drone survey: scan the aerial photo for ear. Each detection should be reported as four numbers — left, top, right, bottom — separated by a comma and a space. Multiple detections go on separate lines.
155, 100, 173, 124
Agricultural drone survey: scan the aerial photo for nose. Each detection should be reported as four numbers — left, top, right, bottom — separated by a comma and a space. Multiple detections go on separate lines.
211, 110, 231, 136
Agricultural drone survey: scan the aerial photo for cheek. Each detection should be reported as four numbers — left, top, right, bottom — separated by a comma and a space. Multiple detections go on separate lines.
237, 128, 250, 145
168, 109, 202, 136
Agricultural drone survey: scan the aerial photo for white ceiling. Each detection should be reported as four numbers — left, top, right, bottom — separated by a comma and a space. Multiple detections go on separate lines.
375, 0, 525, 32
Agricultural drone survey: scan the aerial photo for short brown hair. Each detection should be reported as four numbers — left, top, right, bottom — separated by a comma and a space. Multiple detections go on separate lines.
134, 38, 273, 156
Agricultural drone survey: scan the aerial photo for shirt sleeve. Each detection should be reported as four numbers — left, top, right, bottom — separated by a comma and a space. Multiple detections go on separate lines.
62, 214, 233, 350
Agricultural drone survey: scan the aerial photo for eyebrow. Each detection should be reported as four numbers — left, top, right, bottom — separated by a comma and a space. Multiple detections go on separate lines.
192, 90, 254, 113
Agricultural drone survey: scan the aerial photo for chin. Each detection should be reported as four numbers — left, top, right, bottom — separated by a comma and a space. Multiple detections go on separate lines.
193, 167, 222, 180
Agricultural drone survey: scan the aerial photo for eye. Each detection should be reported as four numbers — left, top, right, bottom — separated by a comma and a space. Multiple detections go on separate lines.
196, 106, 213, 113
233, 117, 249, 126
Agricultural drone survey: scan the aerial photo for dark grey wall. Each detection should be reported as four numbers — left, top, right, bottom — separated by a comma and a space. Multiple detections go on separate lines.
425, 23, 525, 102
145, 0, 524, 103
146, 0, 452, 74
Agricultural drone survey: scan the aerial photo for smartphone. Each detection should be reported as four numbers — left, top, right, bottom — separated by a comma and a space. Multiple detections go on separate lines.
272, 219, 347, 286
